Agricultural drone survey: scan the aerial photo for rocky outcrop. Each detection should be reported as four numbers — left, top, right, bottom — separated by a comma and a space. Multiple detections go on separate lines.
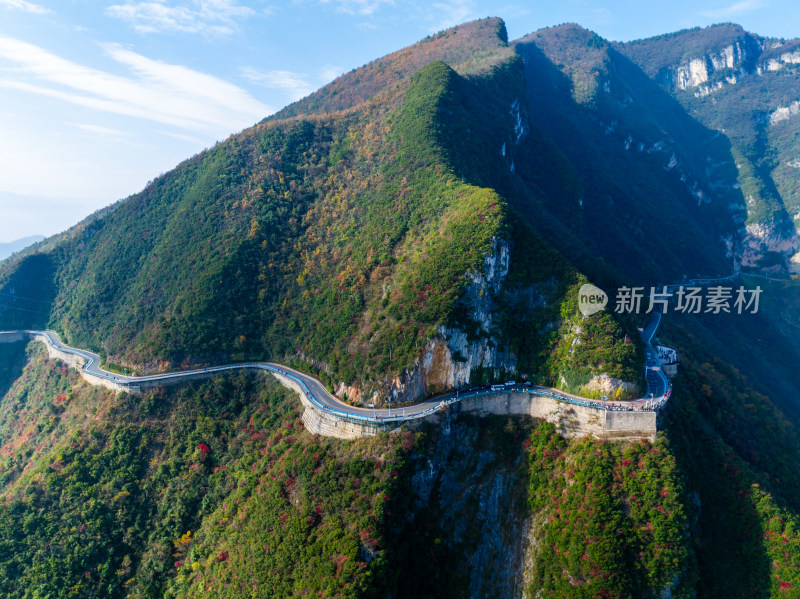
756, 45, 800, 74
741, 220, 800, 272
675, 57, 712, 89
769, 100, 800, 125
653, 35, 800, 99
659, 36, 800, 99
384, 237, 517, 403
664, 40, 754, 96
585, 373, 637, 398
334, 381, 364, 403
403, 405, 658, 597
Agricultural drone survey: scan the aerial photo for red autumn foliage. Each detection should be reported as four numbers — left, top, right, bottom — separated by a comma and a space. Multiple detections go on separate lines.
197, 443, 210, 460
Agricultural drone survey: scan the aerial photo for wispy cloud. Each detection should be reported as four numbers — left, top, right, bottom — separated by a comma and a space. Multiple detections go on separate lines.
0, 0, 50, 14
428, 0, 478, 32
698, 0, 769, 18
67, 122, 132, 138
159, 129, 207, 144
0, 36, 273, 134
318, 64, 344, 83
106, 0, 254, 35
240, 66, 315, 101
319, 0, 394, 16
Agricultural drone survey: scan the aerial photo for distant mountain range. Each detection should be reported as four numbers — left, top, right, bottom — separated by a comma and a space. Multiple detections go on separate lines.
0, 235, 44, 261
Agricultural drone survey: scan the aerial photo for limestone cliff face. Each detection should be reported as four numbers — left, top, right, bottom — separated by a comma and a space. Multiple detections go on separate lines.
757, 44, 800, 74
383, 237, 517, 403
657, 34, 800, 99
741, 219, 800, 273
662, 39, 755, 97
769, 100, 800, 125
649, 34, 800, 273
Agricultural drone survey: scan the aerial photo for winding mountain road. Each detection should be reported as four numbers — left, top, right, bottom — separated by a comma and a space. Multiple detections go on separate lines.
0, 272, 749, 425
1, 316, 669, 425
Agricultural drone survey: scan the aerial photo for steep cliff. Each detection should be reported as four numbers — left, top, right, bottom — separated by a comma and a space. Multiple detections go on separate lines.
374, 237, 518, 404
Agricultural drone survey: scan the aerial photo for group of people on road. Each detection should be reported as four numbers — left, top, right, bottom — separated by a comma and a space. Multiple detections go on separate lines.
542, 390, 670, 413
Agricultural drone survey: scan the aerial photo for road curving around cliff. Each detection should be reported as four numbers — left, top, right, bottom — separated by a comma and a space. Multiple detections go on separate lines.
4, 274, 755, 438
0, 318, 667, 422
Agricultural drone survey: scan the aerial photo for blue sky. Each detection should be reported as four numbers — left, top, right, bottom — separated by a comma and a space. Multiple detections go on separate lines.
1, 0, 798, 242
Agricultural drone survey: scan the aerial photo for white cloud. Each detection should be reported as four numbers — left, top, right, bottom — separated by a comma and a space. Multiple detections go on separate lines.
699, 0, 769, 18
240, 66, 315, 101
239, 64, 345, 100
319, 0, 393, 16
106, 0, 254, 35
0, 36, 273, 134
429, 0, 477, 32
318, 64, 344, 82
0, 0, 50, 14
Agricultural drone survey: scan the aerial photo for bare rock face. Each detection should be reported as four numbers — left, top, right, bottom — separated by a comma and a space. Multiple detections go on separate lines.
675, 57, 711, 89
741, 220, 800, 273
584, 373, 637, 397
790, 251, 800, 274
665, 40, 754, 96
408, 412, 533, 598
384, 237, 518, 403
769, 100, 800, 125
334, 381, 363, 403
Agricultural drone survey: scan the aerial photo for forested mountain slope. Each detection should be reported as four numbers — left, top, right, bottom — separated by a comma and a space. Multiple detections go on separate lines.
0, 18, 645, 402
2, 16, 800, 598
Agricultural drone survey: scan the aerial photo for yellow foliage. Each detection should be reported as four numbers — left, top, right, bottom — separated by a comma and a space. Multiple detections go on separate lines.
173, 530, 193, 549
248, 218, 261, 240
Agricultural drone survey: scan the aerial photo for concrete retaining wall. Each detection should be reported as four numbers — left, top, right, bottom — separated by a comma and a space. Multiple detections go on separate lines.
604, 409, 658, 440
0, 332, 26, 344
0, 332, 130, 393
455, 392, 657, 441
28, 333, 131, 393
270, 371, 396, 439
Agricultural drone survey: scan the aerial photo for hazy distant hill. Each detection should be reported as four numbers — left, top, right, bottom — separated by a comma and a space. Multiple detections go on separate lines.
0, 235, 44, 261
1, 18, 800, 598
